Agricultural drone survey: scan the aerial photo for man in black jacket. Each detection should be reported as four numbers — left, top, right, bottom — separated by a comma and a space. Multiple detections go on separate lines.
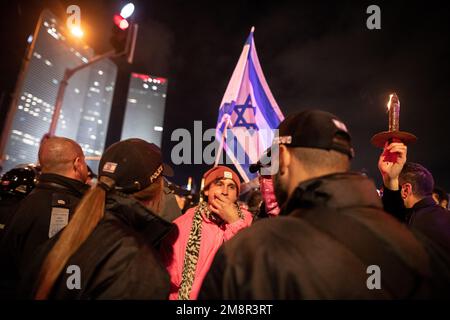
18, 138, 174, 299
0, 136, 89, 298
379, 144, 450, 253
200, 110, 433, 299
378, 142, 450, 294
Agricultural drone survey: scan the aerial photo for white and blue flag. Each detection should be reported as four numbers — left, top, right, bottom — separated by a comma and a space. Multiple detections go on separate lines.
215, 27, 284, 182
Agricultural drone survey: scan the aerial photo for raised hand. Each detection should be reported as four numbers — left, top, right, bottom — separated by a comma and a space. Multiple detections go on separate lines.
378, 142, 407, 190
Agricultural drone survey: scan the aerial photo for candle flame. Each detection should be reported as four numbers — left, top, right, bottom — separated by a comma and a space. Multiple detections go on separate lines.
387, 93, 394, 111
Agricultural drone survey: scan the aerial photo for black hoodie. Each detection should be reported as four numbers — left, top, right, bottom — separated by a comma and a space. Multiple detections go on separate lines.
200, 173, 434, 299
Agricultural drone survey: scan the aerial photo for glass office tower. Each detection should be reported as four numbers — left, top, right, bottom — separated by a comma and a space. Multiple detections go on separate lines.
2, 10, 117, 172
121, 72, 168, 147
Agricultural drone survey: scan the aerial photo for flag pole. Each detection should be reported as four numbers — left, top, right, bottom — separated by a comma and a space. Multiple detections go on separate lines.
214, 137, 224, 167
214, 118, 230, 167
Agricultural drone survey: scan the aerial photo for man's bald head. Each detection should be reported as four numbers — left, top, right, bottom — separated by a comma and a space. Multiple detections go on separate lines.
38, 137, 88, 182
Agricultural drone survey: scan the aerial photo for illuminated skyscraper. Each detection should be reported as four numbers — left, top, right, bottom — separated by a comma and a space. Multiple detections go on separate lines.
1, 10, 117, 172
75, 61, 117, 171
121, 73, 168, 147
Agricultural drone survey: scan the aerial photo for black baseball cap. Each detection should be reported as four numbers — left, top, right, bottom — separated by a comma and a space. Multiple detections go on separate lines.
98, 138, 173, 193
275, 110, 354, 158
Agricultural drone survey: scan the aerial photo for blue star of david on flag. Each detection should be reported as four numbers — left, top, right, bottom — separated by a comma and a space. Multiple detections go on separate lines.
234, 96, 258, 130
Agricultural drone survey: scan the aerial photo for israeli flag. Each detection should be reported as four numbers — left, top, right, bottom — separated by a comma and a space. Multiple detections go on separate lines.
215, 27, 284, 182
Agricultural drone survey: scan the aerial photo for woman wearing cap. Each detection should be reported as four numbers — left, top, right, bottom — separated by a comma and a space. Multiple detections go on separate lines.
161, 165, 253, 300
20, 138, 174, 299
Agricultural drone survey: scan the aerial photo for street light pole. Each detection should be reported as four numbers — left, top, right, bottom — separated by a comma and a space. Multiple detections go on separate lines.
48, 23, 138, 137
48, 49, 117, 136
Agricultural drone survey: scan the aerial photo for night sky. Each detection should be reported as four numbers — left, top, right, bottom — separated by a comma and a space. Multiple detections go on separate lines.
1, 0, 449, 191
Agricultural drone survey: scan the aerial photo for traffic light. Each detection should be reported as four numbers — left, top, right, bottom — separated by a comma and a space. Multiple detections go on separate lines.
109, 3, 137, 62
110, 14, 130, 53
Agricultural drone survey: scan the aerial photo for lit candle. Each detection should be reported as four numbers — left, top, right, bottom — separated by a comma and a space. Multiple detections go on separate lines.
387, 93, 400, 132
371, 92, 416, 148
186, 177, 192, 191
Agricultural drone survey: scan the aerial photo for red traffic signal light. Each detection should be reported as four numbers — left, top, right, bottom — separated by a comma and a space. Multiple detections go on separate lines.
110, 14, 130, 53
109, 4, 138, 63
113, 14, 129, 30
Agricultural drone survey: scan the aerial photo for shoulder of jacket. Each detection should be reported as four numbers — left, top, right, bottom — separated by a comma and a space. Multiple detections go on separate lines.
96, 212, 144, 247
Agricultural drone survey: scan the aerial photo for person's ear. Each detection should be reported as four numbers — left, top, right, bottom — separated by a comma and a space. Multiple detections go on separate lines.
73, 156, 81, 172
400, 183, 412, 200
278, 145, 291, 176
73, 156, 86, 177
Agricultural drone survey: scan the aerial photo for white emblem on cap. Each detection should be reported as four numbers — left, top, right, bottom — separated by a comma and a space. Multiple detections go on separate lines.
332, 119, 348, 132
273, 136, 292, 145
150, 165, 164, 183
224, 171, 232, 179
103, 162, 117, 173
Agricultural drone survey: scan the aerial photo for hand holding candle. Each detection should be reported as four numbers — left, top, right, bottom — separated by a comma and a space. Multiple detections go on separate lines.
378, 142, 408, 190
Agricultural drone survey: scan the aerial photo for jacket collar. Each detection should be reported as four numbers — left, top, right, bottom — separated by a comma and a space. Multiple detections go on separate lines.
412, 196, 438, 211
284, 172, 382, 216
105, 193, 174, 246
37, 173, 89, 197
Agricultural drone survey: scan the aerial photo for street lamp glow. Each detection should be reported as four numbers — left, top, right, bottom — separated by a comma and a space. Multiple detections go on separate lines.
70, 26, 84, 38
120, 3, 135, 19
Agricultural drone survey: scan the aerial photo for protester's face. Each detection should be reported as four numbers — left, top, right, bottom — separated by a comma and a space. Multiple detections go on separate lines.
272, 145, 290, 207
205, 178, 238, 203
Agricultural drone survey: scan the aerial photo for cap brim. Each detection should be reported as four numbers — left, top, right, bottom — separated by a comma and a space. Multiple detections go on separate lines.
163, 163, 174, 177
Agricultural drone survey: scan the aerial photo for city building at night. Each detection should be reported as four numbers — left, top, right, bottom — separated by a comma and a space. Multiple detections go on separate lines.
121, 72, 168, 147
74, 61, 117, 171
1, 10, 117, 172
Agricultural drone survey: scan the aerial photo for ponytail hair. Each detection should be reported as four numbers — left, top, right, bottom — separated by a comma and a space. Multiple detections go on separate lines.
34, 176, 115, 299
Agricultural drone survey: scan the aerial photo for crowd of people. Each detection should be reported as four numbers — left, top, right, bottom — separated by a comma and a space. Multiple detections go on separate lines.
0, 109, 449, 299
